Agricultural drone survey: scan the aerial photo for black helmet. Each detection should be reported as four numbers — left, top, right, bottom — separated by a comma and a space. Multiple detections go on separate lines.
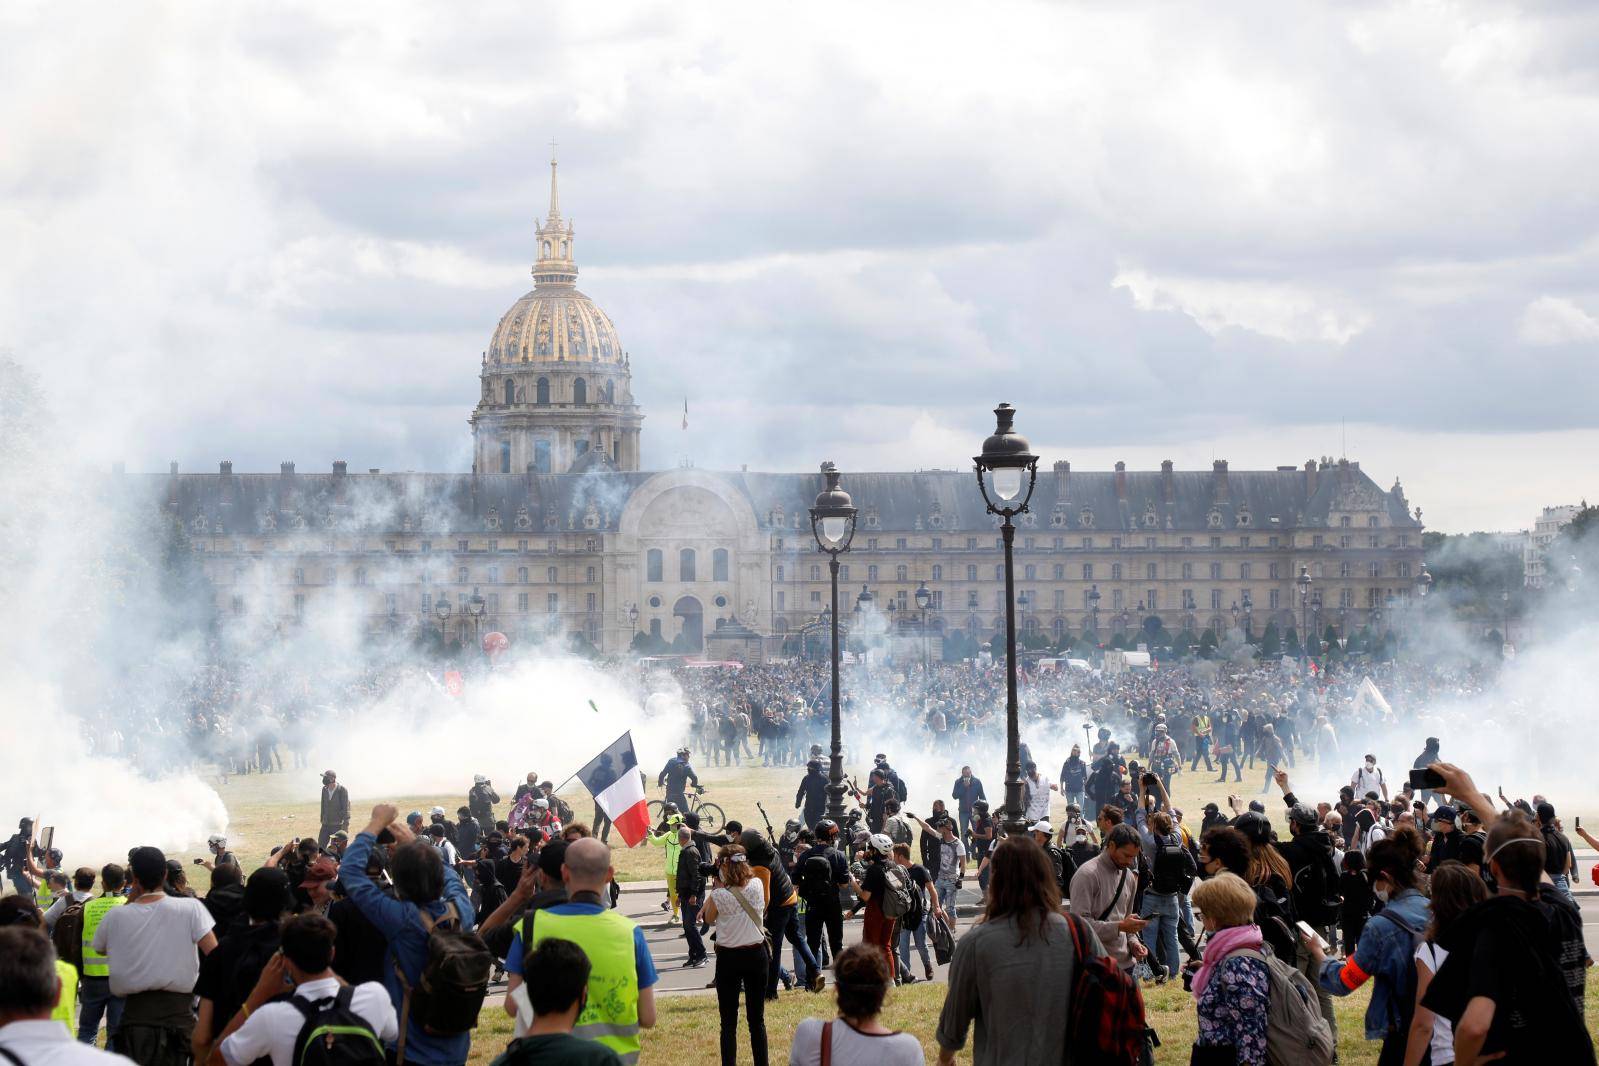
816, 818, 837, 837
973, 800, 990, 812
807, 759, 822, 771
662, 801, 679, 814
1235, 811, 1273, 845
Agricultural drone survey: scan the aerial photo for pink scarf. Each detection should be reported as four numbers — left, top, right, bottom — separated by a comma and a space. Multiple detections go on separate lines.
1192, 924, 1263, 998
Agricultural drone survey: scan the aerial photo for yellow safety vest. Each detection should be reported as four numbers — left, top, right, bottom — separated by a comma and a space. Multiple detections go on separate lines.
35, 880, 55, 909
52, 959, 79, 1028
81, 895, 125, 978
528, 908, 643, 1064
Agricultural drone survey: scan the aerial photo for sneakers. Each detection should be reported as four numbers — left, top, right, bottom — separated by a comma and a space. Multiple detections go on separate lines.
666, 915, 680, 925
810, 973, 826, 993
659, 900, 670, 911
900, 973, 918, 985
925, 965, 934, 981
686, 957, 708, 969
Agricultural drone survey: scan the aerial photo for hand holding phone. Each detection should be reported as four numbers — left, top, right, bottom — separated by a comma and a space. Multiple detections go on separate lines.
1296, 920, 1331, 953
1408, 767, 1445, 791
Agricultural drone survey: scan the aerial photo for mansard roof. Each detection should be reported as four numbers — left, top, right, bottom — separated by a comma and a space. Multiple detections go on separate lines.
145, 458, 1414, 537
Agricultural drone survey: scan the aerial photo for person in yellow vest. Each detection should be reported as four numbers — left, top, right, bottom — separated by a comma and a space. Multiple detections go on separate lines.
37, 868, 69, 914
77, 864, 128, 1048
0, 894, 79, 1032
643, 807, 684, 924
505, 838, 657, 1065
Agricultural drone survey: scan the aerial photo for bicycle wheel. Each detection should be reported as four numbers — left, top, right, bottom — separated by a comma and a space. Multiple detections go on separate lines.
646, 800, 666, 823
694, 802, 725, 834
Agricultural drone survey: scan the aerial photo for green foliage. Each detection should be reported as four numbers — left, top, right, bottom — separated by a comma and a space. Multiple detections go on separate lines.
1198, 628, 1218, 657
1261, 622, 1281, 657
1424, 531, 1527, 618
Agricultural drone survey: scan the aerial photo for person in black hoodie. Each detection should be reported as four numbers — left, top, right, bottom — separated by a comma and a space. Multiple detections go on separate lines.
794, 759, 829, 829
1269, 773, 1342, 1045
192, 868, 291, 1064
201, 863, 246, 936
741, 828, 823, 995
1422, 810, 1595, 1065
676, 825, 708, 968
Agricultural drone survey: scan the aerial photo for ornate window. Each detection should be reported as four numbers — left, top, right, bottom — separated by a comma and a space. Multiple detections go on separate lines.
536, 378, 550, 405
503, 379, 515, 405
646, 550, 663, 582
573, 378, 587, 405
680, 548, 696, 582
714, 549, 730, 582
1079, 508, 1095, 528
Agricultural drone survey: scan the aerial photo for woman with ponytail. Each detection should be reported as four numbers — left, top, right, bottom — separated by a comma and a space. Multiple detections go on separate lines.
1306, 825, 1431, 1066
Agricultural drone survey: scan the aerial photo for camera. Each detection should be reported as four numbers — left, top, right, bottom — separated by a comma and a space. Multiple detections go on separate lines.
697, 861, 717, 877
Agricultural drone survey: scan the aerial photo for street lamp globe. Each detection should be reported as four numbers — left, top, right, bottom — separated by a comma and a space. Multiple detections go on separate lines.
1415, 565, 1433, 599
628, 603, 639, 625
468, 587, 486, 619
1297, 565, 1312, 597
435, 598, 452, 623
973, 403, 1039, 512
809, 461, 857, 552
915, 581, 931, 612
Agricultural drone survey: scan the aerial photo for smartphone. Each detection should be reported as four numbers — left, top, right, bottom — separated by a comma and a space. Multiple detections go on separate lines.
1408, 767, 1445, 791
1296, 920, 1330, 952
1576, 816, 1583, 831
192, 858, 205, 866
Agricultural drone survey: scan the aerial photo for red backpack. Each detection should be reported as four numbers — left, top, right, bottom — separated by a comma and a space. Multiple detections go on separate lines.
1063, 913, 1155, 1066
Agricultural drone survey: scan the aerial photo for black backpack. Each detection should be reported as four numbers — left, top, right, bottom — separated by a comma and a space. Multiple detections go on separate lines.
51, 900, 86, 972
1150, 834, 1196, 895
1291, 843, 1343, 927
392, 902, 493, 1064
901, 870, 927, 932
290, 986, 385, 1066
797, 853, 834, 899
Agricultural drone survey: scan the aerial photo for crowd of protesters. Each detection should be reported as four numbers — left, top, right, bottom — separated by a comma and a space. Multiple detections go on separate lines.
5, 650, 1597, 1066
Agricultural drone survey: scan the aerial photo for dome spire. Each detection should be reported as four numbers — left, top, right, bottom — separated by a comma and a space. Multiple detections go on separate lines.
547, 139, 560, 222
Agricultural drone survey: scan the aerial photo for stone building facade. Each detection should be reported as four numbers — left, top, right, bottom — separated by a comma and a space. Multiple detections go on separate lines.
152, 166, 1427, 658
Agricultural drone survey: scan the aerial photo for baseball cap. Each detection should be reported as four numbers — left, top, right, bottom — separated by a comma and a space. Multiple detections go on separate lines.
474, 774, 488, 784
430, 806, 445, 818
1288, 804, 1319, 828
1029, 820, 1053, 836
1432, 806, 1458, 824
300, 856, 339, 889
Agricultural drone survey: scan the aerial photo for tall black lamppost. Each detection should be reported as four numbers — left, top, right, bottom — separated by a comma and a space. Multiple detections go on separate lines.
468, 586, 486, 645
972, 402, 1039, 837
1413, 564, 1433, 648
915, 580, 932, 673
434, 596, 452, 643
1241, 589, 1253, 640
1311, 589, 1323, 654
628, 603, 639, 645
809, 461, 857, 826
1297, 565, 1312, 662
1088, 584, 1101, 639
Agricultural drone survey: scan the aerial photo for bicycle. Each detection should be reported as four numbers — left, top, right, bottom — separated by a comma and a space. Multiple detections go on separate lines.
649, 787, 724, 833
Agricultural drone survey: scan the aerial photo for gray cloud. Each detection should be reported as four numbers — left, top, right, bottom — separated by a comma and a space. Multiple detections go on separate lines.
2, 0, 1597, 531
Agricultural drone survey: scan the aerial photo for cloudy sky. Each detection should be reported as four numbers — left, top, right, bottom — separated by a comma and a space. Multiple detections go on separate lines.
4, 1, 1598, 533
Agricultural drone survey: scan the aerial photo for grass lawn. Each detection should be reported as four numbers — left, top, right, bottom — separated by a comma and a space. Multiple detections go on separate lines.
465, 981, 1599, 1065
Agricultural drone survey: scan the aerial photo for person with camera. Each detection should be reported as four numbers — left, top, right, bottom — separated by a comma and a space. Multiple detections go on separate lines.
702, 843, 770, 1066
469, 776, 500, 833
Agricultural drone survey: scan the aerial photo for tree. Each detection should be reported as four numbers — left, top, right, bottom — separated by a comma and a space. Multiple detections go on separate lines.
1424, 530, 1528, 621
1198, 628, 1218, 658
1261, 622, 1281, 658
1546, 503, 1598, 608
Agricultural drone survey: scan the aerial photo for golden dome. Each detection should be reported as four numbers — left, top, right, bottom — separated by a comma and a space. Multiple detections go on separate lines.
488, 287, 622, 365
486, 156, 623, 366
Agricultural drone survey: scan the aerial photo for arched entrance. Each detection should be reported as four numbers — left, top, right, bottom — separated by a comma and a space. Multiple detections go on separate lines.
673, 596, 704, 652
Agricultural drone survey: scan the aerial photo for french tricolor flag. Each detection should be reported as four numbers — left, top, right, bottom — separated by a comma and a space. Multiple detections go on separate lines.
577, 732, 651, 847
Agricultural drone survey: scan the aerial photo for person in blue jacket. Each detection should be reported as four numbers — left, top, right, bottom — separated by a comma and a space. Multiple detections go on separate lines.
339, 802, 476, 1066
1306, 826, 1430, 1062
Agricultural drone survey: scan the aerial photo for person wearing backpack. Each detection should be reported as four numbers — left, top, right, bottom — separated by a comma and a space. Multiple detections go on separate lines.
851, 835, 909, 984
212, 913, 395, 1066
338, 804, 481, 1066
795, 821, 850, 969
44, 866, 95, 935
1187, 871, 1334, 1066
1139, 811, 1194, 984
889, 844, 939, 985
1307, 827, 1431, 1065
935, 835, 1111, 1066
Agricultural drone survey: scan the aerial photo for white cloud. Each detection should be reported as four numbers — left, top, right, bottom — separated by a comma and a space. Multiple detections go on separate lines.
1112, 268, 1371, 344
1518, 295, 1599, 345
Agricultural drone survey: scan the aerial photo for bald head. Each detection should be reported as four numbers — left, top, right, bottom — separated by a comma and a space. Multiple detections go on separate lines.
562, 837, 612, 891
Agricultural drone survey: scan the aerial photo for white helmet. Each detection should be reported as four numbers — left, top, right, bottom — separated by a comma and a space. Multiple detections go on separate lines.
473, 774, 488, 785
868, 833, 894, 854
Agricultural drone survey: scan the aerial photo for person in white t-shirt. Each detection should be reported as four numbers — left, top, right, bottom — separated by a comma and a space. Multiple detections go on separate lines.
0, 926, 134, 1066
212, 914, 396, 1066
789, 944, 922, 1066
1350, 755, 1388, 802
91, 847, 217, 1062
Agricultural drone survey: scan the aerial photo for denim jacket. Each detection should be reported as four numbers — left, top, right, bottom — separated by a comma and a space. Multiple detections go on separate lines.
1318, 887, 1430, 1040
